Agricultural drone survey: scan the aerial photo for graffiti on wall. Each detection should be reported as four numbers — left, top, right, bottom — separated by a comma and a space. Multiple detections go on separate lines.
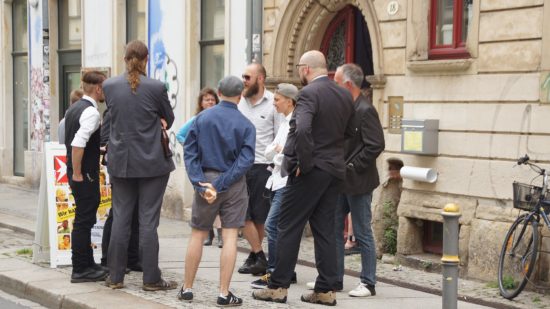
29, 4, 50, 152
149, 0, 183, 163
542, 71, 550, 104
30, 68, 47, 152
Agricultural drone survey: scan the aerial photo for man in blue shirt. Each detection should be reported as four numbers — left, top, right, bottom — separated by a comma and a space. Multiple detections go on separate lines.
179, 76, 256, 307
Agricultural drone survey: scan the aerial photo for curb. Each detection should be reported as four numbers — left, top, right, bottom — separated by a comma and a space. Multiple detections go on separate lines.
0, 259, 171, 309
0, 219, 523, 309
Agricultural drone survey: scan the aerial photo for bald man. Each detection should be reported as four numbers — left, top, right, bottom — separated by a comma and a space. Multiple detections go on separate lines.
252, 51, 355, 306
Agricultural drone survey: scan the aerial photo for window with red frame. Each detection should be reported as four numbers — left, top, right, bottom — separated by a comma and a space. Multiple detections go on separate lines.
429, 0, 473, 59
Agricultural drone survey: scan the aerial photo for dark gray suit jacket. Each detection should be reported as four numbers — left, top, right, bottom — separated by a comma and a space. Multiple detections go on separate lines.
282, 76, 355, 180
343, 93, 385, 195
102, 74, 175, 178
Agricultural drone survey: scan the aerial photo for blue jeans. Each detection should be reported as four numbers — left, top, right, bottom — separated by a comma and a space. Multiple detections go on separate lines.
265, 187, 287, 272
335, 193, 376, 286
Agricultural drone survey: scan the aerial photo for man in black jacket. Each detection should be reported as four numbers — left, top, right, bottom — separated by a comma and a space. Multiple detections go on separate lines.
333, 63, 385, 297
253, 50, 354, 306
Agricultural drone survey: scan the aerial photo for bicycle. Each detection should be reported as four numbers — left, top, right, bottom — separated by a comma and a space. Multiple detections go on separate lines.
497, 154, 550, 299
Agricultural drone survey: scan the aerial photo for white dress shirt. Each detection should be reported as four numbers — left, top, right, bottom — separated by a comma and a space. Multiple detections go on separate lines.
238, 89, 285, 164
70, 95, 101, 148
264, 112, 292, 191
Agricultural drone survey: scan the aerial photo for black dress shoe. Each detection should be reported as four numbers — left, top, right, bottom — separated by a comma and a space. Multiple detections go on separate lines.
249, 254, 268, 276
203, 229, 214, 246
71, 267, 108, 283
238, 252, 255, 274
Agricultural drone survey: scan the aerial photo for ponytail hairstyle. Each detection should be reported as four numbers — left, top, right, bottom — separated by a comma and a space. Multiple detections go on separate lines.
124, 40, 149, 93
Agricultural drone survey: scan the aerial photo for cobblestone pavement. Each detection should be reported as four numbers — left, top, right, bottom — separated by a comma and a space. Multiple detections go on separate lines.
1, 183, 547, 308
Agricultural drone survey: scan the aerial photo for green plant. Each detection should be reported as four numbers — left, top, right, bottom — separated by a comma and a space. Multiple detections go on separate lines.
532, 296, 541, 303
382, 201, 398, 255
421, 260, 433, 269
500, 275, 517, 290
16, 248, 32, 256
485, 281, 499, 289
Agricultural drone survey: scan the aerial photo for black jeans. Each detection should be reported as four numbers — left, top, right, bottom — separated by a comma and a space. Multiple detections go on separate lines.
101, 205, 140, 267
69, 173, 100, 273
269, 168, 341, 292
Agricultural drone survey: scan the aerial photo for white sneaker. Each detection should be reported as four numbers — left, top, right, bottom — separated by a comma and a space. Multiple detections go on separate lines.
348, 282, 375, 297
306, 281, 315, 289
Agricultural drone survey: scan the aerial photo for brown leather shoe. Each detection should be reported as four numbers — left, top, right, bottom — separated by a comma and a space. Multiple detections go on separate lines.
142, 278, 178, 291
252, 287, 287, 303
301, 291, 336, 306
105, 276, 124, 289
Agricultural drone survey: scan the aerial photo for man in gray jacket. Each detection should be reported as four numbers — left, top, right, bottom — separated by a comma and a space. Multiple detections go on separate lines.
102, 40, 176, 291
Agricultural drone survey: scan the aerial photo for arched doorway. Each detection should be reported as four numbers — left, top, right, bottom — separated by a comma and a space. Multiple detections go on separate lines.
320, 5, 373, 88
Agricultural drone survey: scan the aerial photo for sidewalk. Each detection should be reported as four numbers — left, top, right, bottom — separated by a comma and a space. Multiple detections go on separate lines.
0, 183, 543, 308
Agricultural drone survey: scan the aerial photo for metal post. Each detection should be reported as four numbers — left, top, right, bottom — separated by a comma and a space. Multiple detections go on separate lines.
441, 203, 461, 309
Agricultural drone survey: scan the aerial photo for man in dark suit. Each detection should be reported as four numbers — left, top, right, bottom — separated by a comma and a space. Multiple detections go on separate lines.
253, 50, 354, 306
333, 63, 385, 297
102, 40, 176, 291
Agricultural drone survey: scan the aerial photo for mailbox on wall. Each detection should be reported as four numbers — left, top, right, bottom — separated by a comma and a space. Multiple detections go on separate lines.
401, 119, 439, 155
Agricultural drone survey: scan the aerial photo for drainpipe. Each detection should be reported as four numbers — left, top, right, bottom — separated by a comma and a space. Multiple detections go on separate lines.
246, 0, 262, 64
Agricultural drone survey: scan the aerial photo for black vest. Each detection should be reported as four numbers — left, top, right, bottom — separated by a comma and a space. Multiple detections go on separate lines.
64, 99, 101, 179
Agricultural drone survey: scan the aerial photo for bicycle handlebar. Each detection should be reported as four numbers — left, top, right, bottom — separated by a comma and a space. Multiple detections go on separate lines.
517, 154, 530, 165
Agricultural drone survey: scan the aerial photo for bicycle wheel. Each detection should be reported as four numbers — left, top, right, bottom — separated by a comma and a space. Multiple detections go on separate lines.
498, 214, 539, 299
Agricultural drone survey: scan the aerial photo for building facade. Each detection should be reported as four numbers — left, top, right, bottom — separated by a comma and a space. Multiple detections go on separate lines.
2, 0, 550, 283
0, 0, 259, 216
263, 0, 550, 282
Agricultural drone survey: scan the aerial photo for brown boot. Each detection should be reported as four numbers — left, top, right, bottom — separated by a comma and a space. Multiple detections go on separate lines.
301, 291, 336, 306
252, 287, 287, 303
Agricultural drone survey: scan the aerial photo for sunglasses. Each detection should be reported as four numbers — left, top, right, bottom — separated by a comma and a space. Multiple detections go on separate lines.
242, 74, 252, 81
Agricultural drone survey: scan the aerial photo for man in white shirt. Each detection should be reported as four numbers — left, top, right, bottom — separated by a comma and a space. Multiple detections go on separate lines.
64, 70, 108, 283
237, 63, 284, 276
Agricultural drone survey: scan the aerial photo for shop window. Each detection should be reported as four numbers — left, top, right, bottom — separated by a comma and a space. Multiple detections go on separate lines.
200, 0, 225, 89
429, 0, 473, 59
127, 0, 147, 42
58, 0, 82, 118
423, 220, 443, 255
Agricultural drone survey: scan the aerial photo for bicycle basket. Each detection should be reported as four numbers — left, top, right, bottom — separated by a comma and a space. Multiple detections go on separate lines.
512, 182, 542, 211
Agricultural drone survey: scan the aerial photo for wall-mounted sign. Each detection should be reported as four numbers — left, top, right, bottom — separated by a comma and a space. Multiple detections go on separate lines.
387, 1, 399, 16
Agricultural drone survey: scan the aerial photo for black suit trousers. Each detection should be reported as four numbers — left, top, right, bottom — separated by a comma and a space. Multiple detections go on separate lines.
69, 176, 100, 273
269, 168, 341, 292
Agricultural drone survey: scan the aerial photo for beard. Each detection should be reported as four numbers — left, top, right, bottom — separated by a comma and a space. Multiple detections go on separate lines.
244, 81, 260, 98
300, 75, 308, 86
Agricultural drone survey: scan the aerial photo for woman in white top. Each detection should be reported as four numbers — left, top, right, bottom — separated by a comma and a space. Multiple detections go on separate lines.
251, 83, 299, 289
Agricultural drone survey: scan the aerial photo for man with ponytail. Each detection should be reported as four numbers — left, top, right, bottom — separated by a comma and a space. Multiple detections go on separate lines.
102, 40, 176, 291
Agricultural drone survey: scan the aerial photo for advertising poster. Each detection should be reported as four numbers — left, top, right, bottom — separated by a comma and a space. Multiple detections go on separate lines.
44, 142, 111, 267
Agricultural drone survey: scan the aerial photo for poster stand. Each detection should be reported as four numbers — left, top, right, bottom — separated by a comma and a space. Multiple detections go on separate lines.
32, 142, 111, 268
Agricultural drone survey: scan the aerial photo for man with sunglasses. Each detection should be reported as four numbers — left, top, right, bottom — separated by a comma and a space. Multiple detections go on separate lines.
237, 63, 284, 277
